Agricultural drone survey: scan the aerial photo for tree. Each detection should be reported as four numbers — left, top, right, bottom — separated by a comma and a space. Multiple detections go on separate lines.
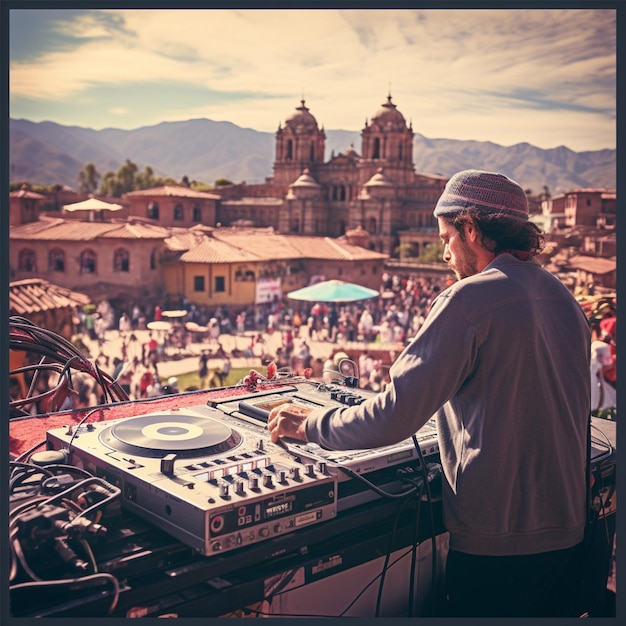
418, 242, 445, 263
99, 171, 123, 197
118, 159, 138, 194
215, 177, 234, 187
78, 163, 100, 194
136, 166, 156, 190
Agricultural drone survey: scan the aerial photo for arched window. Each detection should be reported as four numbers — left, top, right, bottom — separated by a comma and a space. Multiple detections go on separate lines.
150, 248, 158, 270
286, 140, 293, 160
310, 143, 315, 161
18, 249, 37, 272
367, 217, 377, 234
148, 202, 160, 219
49, 248, 65, 272
398, 143, 403, 160
192, 207, 201, 222
372, 137, 381, 159
113, 248, 130, 272
80, 249, 97, 274
173, 204, 184, 221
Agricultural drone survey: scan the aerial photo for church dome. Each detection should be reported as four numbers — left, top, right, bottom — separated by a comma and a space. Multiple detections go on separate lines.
291, 168, 320, 189
364, 168, 395, 188
369, 95, 407, 131
284, 100, 319, 134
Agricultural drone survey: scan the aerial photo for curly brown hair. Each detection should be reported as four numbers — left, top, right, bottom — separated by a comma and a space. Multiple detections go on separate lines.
446, 207, 545, 256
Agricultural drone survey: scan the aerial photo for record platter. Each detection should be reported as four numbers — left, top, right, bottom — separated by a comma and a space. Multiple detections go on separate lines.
46, 403, 337, 557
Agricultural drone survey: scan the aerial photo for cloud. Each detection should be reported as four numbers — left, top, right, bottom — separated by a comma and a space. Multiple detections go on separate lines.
8, 7, 616, 151
109, 107, 129, 116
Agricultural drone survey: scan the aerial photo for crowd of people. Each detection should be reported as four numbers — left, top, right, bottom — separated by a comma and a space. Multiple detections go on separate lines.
58, 271, 454, 403
11, 262, 616, 422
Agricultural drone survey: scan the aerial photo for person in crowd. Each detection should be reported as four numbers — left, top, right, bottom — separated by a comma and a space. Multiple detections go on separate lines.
268, 170, 591, 618
118, 311, 131, 335
216, 356, 232, 386
131, 304, 141, 329
198, 350, 210, 388
146, 333, 158, 362
292, 310, 303, 337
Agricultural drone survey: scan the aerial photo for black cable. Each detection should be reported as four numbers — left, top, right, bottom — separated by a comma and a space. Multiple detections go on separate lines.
374, 483, 423, 616
9, 572, 121, 615
397, 475, 427, 616
9, 316, 129, 408
67, 407, 109, 454
411, 434, 439, 616
337, 465, 418, 499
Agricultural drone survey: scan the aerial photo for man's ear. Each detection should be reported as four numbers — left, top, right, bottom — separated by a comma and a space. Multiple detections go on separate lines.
464, 220, 479, 243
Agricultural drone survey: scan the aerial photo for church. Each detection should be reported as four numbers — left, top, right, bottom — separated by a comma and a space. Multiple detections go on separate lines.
212, 95, 448, 257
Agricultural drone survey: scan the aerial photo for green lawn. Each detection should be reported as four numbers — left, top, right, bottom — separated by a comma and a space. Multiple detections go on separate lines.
161, 367, 252, 392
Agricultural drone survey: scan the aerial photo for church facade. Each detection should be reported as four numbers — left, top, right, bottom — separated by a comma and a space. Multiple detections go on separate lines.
214, 96, 448, 256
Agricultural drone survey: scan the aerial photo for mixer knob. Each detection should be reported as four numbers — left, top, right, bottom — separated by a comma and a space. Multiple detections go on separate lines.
235, 480, 245, 495
278, 470, 287, 483
290, 467, 301, 481
219, 484, 229, 498
318, 462, 327, 475
257, 439, 265, 451
249, 476, 259, 490
306, 463, 315, 477
263, 474, 274, 488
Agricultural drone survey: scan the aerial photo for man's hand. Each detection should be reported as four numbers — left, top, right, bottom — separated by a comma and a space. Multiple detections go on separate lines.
267, 403, 311, 443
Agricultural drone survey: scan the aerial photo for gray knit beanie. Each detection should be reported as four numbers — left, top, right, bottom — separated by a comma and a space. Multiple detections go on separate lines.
433, 170, 529, 223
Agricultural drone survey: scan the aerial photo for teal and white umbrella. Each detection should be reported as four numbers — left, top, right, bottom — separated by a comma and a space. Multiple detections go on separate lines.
287, 279, 379, 303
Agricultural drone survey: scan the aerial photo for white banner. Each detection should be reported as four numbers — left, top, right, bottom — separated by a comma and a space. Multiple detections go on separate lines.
255, 277, 282, 304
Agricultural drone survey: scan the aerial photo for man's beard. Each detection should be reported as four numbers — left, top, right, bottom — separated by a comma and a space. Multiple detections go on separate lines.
449, 241, 479, 280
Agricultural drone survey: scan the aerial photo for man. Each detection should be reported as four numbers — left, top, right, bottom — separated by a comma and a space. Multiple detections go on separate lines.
268, 170, 591, 617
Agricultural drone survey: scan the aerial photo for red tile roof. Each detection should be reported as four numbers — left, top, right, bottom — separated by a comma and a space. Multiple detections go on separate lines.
10, 217, 171, 241
9, 279, 91, 315
124, 185, 220, 199
567, 255, 616, 275
212, 228, 388, 262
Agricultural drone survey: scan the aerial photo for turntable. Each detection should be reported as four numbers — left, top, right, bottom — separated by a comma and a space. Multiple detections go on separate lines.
98, 411, 244, 459
45, 404, 337, 556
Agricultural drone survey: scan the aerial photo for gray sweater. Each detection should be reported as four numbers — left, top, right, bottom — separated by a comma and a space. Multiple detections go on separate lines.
306, 254, 591, 556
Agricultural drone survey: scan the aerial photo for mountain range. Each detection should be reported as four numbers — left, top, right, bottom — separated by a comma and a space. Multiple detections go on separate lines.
9, 117, 616, 196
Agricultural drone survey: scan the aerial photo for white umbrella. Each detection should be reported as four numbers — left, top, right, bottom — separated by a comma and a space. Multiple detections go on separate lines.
147, 320, 172, 331
63, 197, 124, 212
161, 309, 188, 319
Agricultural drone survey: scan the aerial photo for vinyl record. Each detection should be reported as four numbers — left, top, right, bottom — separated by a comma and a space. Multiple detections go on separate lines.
99, 413, 243, 458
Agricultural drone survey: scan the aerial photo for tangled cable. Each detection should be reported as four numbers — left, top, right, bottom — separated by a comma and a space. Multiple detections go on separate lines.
9, 315, 129, 417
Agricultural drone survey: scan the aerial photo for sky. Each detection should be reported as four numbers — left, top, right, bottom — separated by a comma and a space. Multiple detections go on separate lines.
8, 6, 617, 152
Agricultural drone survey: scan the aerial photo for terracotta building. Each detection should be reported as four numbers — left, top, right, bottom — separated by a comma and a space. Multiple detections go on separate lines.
9, 216, 171, 305
123, 185, 219, 228
538, 188, 616, 232
9, 186, 46, 226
